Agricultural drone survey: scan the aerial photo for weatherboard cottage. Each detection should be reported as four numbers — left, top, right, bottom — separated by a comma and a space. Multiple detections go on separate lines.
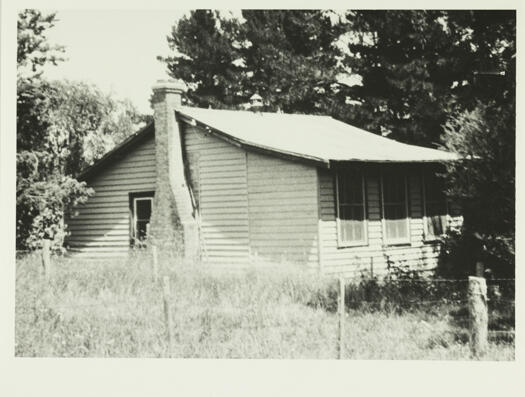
66, 80, 462, 275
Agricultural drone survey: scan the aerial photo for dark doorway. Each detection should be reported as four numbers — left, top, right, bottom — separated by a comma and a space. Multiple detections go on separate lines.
129, 191, 154, 247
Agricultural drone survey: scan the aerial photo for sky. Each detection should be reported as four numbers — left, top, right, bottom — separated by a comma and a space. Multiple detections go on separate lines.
40, 9, 359, 115
42, 9, 189, 114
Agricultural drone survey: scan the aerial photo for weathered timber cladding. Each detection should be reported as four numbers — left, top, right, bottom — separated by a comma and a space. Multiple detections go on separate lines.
183, 124, 250, 264
66, 135, 156, 257
246, 152, 319, 268
317, 167, 461, 276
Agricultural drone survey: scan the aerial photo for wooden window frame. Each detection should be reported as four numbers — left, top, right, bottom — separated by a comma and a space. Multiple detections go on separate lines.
421, 172, 450, 242
335, 170, 368, 248
128, 191, 155, 247
380, 171, 411, 246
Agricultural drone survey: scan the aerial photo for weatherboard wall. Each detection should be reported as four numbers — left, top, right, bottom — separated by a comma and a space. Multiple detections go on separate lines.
182, 122, 320, 268
246, 151, 319, 269
317, 168, 461, 276
183, 124, 251, 265
65, 134, 156, 257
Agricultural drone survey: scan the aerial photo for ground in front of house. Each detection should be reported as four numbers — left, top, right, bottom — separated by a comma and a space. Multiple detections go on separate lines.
15, 252, 514, 360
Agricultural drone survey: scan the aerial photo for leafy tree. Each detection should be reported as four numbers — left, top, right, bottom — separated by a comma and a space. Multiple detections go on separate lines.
439, 12, 515, 276
439, 100, 515, 276
16, 10, 144, 250
16, 157, 93, 250
35, 79, 144, 176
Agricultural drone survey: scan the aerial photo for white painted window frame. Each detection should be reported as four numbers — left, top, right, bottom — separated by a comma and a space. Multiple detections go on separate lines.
132, 196, 153, 241
421, 171, 450, 241
380, 171, 411, 246
335, 170, 368, 248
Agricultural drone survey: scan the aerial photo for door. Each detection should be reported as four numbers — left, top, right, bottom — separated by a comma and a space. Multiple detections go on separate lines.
132, 196, 153, 246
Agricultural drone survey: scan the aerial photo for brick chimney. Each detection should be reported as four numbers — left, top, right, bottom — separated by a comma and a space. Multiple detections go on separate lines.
149, 80, 199, 260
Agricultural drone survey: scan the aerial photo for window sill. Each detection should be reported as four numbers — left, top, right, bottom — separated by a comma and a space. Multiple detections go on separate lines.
383, 240, 411, 247
337, 241, 368, 249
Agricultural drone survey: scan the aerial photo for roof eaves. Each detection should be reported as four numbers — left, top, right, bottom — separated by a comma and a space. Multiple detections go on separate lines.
77, 122, 155, 181
329, 157, 460, 166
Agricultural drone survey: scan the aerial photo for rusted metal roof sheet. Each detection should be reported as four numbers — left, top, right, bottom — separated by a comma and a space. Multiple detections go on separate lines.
177, 107, 459, 166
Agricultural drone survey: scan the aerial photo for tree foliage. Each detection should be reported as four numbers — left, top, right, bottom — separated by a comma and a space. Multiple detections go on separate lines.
344, 10, 457, 145
16, 10, 144, 250
17, 9, 64, 79
345, 10, 515, 146
160, 10, 348, 116
18, 79, 144, 177
439, 100, 515, 275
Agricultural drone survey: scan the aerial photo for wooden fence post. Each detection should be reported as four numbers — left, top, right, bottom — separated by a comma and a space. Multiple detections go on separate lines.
162, 276, 174, 357
338, 277, 345, 359
41, 239, 51, 279
370, 257, 374, 279
151, 245, 159, 283
468, 276, 488, 358
475, 261, 485, 277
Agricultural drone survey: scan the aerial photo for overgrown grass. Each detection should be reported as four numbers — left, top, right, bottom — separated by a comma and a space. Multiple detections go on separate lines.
15, 252, 514, 359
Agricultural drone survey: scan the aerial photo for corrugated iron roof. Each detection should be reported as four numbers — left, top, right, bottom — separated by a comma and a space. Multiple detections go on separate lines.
177, 107, 460, 166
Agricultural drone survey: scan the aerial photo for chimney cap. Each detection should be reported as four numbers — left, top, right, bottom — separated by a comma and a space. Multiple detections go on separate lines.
152, 79, 187, 93
249, 93, 263, 109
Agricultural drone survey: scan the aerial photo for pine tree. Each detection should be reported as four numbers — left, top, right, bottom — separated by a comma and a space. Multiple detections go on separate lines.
160, 10, 349, 116
345, 10, 515, 146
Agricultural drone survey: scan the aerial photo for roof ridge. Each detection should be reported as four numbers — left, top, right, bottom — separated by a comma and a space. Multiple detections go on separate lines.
179, 105, 332, 118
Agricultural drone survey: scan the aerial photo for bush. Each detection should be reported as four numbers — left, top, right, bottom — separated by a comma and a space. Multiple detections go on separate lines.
16, 170, 93, 251
438, 228, 515, 279
345, 265, 467, 313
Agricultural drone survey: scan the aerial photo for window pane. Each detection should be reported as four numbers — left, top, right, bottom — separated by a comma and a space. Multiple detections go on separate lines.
134, 198, 152, 243
383, 173, 405, 203
383, 173, 408, 241
136, 199, 152, 220
385, 218, 407, 240
337, 170, 365, 244
340, 219, 364, 242
339, 171, 363, 205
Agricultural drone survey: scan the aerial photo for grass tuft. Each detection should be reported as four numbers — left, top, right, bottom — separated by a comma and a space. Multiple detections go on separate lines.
15, 252, 514, 359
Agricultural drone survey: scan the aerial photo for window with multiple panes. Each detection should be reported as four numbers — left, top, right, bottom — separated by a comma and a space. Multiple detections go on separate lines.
336, 169, 367, 246
423, 172, 448, 239
381, 172, 409, 243
335, 169, 450, 247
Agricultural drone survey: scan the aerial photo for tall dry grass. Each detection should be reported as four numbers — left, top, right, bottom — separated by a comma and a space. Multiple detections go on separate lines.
15, 251, 514, 359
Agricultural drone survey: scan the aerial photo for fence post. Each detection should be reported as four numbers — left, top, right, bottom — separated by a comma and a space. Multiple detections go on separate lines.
151, 245, 159, 283
338, 277, 345, 359
370, 257, 374, 279
41, 239, 51, 279
475, 261, 485, 277
468, 276, 488, 358
162, 276, 174, 357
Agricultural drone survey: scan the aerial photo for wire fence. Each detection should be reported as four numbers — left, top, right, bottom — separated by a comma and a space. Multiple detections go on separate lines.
16, 245, 515, 359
